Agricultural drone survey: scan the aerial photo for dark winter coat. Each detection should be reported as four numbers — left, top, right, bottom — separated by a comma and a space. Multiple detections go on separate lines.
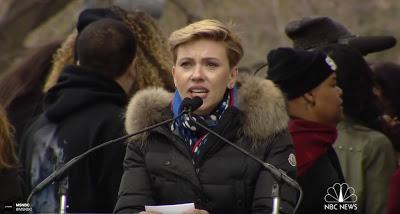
114, 74, 298, 214
20, 65, 128, 213
297, 148, 352, 214
0, 168, 24, 214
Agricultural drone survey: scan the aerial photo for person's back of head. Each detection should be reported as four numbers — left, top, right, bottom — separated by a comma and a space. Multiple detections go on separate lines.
322, 44, 383, 130
44, 7, 173, 94
76, 18, 137, 79
371, 62, 400, 118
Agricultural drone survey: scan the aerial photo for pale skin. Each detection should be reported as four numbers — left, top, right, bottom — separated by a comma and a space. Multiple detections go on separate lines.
288, 73, 344, 126
172, 39, 238, 116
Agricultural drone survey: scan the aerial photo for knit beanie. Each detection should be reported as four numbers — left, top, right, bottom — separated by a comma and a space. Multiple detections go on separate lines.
267, 47, 337, 100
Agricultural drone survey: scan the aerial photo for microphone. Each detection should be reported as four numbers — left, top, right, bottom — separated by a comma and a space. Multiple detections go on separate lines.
27, 110, 187, 204
345, 36, 396, 55
180, 96, 203, 112
185, 100, 302, 213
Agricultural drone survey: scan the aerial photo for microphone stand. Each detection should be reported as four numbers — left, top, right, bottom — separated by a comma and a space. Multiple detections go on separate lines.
58, 176, 68, 214
187, 111, 303, 214
27, 111, 187, 207
56, 153, 69, 214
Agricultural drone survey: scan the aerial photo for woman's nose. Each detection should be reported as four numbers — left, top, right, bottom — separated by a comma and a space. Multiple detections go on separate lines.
191, 65, 205, 81
337, 86, 343, 96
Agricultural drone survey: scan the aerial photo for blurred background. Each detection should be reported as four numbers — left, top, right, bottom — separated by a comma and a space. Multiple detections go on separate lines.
1, 0, 399, 77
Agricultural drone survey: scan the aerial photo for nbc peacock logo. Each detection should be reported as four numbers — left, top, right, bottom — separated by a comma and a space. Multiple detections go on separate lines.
324, 183, 358, 211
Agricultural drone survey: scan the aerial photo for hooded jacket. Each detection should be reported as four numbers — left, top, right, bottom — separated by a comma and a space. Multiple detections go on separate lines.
114, 74, 298, 214
21, 65, 127, 213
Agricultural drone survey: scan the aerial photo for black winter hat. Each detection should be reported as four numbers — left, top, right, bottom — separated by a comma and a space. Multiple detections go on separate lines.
285, 16, 396, 55
77, 8, 123, 33
267, 47, 337, 100
74, 8, 125, 63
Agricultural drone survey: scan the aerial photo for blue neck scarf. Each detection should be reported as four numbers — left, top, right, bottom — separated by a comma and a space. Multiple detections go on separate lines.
171, 87, 238, 160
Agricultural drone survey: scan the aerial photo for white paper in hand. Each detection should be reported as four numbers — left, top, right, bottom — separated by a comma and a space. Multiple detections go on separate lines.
145, 203, 195, 214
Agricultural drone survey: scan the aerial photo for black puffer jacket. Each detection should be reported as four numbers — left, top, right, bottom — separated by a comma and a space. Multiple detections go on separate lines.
114, 74, 298, 214
21, 65, 128, 213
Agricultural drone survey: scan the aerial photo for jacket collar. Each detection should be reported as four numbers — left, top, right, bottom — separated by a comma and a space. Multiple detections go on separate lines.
125, 74, 289, 142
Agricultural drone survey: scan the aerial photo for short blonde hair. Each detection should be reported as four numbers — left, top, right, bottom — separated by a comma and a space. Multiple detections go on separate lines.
168, 19, 243, 67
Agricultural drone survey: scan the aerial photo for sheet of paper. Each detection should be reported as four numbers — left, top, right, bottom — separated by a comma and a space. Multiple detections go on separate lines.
145, 203, 195, 214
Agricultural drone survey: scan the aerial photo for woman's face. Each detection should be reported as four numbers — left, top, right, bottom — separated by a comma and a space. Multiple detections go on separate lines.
172, 39, 237, 115
310, 73, 344, 126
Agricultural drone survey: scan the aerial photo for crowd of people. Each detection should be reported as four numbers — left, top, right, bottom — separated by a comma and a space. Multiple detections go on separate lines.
0, 5, 399, 214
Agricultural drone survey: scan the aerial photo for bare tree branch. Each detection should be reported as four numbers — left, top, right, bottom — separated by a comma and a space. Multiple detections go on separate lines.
0, 0, 71, 74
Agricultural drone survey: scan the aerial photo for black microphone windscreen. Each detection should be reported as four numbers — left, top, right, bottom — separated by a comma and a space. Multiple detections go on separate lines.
180, 97, 203, 112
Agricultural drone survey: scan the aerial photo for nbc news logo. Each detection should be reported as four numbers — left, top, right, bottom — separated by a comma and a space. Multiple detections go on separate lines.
324, 183, 358, 211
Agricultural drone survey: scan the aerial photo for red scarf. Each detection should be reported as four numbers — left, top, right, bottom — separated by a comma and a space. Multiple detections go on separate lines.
288, 118, 338, 177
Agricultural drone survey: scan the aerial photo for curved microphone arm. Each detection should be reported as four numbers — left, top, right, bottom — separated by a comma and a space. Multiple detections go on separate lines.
27, 110, 187, 203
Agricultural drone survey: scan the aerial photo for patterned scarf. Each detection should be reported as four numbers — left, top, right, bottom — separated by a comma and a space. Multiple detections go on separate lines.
171, 88, 237, 162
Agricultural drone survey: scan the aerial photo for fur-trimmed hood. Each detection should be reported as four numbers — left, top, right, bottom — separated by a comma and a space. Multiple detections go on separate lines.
125, 74, 289, 142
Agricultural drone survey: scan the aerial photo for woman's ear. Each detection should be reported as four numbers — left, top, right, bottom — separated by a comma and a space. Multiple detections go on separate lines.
372, 86, 382, 97
303, 92, 316, 106
171, 66, 177, 87
228, 67, 238, 89
129, 59, 137, 80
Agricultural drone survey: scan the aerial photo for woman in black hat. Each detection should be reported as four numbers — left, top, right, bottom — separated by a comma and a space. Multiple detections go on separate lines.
267, 47, 354, 214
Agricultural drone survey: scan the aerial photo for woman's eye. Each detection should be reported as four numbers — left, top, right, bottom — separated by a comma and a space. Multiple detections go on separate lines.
207, 62, 218, 69
180, 62, 192, 68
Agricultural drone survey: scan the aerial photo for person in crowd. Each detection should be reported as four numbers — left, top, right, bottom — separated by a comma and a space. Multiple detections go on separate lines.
0, 106, 24, 213
321, 45, 396, 214
20, 18, 138, 213
371, 62, 400, 151
267, 47, 352, 213
114, 19, 298, 214
0, 41, 61, 145
284, 16, 397, 214
284, 16, 396, 56
370, 62, 400, 214
43, 6, 175, 94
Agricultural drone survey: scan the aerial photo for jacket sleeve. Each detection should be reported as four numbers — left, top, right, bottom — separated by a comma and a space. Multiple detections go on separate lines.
363, 133, 396, 214
113, 141, 155, 213
252, 130, 298, 214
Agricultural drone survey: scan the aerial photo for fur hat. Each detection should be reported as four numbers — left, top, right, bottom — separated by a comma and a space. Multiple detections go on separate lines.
285, 16, 396, 55
267, 47, 337, 100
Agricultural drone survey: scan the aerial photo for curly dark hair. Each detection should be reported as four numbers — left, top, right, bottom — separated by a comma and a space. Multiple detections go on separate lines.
321, 44, 383, 131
